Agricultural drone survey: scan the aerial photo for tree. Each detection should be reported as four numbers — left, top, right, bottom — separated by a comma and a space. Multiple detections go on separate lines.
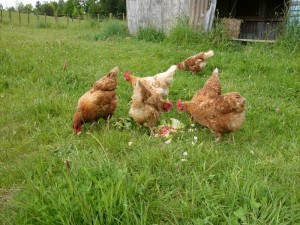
17, 2, 25, 12
56, 0, 65, 16
0, 3, 3, 10
41, 2, 55, 16
64, 0, 74, 16
24, 4, 33, 13
35, 1, 42, 13
8, 7, 16, 12
84, 0, 102, 18
72, 6, 79, 17
50, 1, 58, 11
99, 0, 125, 16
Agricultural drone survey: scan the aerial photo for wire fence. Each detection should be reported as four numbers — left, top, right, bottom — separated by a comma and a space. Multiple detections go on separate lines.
0, 10, 126, 27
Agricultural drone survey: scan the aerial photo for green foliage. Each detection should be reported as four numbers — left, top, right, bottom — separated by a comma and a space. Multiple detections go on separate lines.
165, 17, 203, 47
41, 2, 55, 16
24, 4, 33, 13
136, 26, 166, 43
63, 0, 75, 17
94, 20, 128, 40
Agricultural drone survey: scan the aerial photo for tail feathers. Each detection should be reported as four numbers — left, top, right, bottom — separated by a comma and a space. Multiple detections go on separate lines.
203, 50, 214, 60
164, 65, 177, 83
155, 65, 177, 83
212, 68, 218, 77
199, 61, 206, 69
166, 65, 178, 74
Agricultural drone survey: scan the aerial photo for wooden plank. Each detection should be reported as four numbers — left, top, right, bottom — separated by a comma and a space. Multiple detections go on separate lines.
238, 17, 283, 22
231, 38, 276, 43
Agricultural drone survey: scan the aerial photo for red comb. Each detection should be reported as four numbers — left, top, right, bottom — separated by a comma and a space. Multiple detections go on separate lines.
176, 99, 182, 108
124, 71, 131, 81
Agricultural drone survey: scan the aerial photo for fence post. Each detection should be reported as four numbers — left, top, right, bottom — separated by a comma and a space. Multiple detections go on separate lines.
19, 11, 21, 25
67, 15, 69, 25
122, 13, 125, 21
97, 14, 99, 22
37, 13, 39, 22
28, 13, 30, 25
0, 10, 2, 23
109, 13, 112, 19
44, 13, 46, 23
9, 11, 12, 23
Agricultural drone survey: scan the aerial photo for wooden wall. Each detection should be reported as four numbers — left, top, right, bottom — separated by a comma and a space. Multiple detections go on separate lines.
126, 0, 189, 34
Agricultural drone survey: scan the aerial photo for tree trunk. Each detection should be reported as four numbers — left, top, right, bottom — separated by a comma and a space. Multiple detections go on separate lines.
189, 0, 217, 31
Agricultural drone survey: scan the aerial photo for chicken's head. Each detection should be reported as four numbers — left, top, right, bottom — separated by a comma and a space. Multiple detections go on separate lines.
73, 122, 82, 134
163, 100, 173, 112
177, 63, 183, 69
176, 99, 186, 111
124, 71, 131, 82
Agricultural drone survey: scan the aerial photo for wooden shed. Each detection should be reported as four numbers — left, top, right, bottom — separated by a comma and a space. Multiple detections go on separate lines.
126, 0, 299, 40
216, 0, 294, 39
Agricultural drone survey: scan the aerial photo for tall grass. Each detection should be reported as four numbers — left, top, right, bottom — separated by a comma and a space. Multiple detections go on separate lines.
94, 19, 128, 40
136, 26, 166, 43
0, 18, 299, 224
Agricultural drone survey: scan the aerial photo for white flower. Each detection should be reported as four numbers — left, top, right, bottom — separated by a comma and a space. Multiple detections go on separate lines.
165, 139, 172, 144
183, 151, 188, 156
188, 128, 194, 132
250, 150, 254, 155
181, 158, 187, 162
191, 124, 195, 127
128, 141, 133, 146
192, 141, 196, 146
193, 136, 198, 141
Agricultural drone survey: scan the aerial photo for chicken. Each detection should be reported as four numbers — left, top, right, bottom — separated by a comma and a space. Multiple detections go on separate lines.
73, 67, 119, 134
129, 80, 173, 135
124, 65, 177, 98
177, 50, 214, 72
177, 92, 246, 143
191, 68, 221, 103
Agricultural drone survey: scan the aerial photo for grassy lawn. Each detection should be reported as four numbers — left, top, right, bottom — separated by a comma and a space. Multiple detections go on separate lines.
0, 19, 299, 224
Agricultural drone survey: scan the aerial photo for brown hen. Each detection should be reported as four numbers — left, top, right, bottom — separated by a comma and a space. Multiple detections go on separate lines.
177, 92, 246, 142
177, 50, 214, 73
73, 67, 119, 134
129, 80, 173, 135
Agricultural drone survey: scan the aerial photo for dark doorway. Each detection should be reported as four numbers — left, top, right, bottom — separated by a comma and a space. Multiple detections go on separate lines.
216, 0, 287, 39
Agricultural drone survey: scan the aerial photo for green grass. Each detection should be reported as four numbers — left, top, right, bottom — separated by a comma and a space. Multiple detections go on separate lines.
0, 19, 299, 224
